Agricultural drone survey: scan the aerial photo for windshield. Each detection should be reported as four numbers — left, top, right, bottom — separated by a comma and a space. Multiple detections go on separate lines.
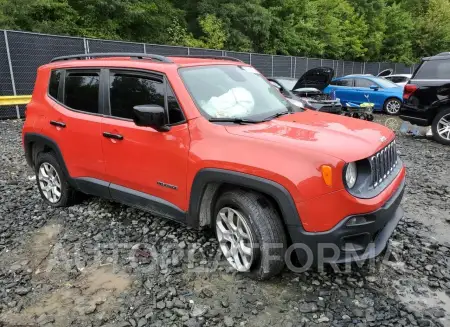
179, 65, 291, 120
373, 77, 399, 88
275, 78, 297, 91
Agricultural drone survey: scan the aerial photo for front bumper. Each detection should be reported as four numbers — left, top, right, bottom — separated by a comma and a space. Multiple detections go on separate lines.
310, 101, 343, 114
288, 177, 405, 265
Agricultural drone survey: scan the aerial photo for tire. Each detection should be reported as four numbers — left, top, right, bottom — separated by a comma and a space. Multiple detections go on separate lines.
383, 98, 402, 115
213, 189, 287, 280
431, 108, 450, 145
35, 152, 80, 207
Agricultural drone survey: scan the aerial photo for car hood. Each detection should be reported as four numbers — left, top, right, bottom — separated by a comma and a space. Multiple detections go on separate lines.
293, 67, 334, 91
225, 111, 394, 162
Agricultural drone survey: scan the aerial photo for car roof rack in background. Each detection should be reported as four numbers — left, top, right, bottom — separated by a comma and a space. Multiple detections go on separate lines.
50, 53, 174, 63
171, 55, 243, 63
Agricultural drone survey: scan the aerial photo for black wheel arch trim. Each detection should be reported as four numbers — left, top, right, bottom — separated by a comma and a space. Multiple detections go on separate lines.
24, 132, 72, 182
188, 168, 305, 230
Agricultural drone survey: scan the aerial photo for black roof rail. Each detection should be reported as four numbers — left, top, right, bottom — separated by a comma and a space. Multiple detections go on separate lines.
50, 52, 173, 63
169, 55, 243, 63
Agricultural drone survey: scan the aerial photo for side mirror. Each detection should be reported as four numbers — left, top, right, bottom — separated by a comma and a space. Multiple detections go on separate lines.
370, 85, 379, 90
132, 105, 170, 132
270, 81, 282, 91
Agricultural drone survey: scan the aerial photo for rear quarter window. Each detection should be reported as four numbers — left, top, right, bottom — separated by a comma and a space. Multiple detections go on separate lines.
415, 60, 450, 79
48, 70, 61, 99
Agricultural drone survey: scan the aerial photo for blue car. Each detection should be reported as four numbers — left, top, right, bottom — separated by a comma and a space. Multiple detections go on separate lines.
323, 75, 404, 115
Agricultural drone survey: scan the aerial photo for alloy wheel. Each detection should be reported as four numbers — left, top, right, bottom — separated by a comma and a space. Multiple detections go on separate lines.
437, 114, 450, 140
386, 99, 401, 115
38, 162, 62, 203
216, 207, 254, 272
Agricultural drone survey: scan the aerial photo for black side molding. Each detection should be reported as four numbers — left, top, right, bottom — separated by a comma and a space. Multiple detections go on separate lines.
188, 168, 304, 230
75, 177, 111, 199
74, 178, 186, 223
109, 183, 186, 223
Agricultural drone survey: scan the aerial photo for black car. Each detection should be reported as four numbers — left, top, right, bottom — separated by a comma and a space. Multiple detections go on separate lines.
400, 52, 450, 145
268, 67, 342, 114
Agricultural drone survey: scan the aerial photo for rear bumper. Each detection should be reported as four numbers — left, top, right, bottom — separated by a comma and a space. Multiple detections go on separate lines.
288, 177, 405, 265
400, 105, 434, 126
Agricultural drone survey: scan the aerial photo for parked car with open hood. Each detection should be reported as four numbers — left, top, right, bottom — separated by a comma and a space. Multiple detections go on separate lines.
268, 67, 342, 114
383, 74, 411, 86
324, 75, 404, 115
376, 69, 411, 86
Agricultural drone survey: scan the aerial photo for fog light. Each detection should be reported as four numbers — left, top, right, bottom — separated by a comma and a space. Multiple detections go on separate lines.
346, 216, 368, 226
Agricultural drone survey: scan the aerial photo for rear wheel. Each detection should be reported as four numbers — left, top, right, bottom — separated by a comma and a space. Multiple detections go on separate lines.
431, 108, 450, 145
214, 190, 287, 280
35, 152, 80, 207
384, 98, 402, 115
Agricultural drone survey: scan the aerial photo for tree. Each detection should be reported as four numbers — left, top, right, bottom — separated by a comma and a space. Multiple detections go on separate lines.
0, 0, 448, 64
347, 0, 386, 60
381, 2, 414, 63
198, 14, 227, 49
414, 0, 450, 58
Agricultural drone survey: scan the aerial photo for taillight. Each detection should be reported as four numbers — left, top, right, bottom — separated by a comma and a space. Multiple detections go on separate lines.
403, 84, 418, 100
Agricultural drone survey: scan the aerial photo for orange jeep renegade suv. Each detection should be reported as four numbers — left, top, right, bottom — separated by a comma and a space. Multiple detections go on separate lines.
23, 53, 406, 279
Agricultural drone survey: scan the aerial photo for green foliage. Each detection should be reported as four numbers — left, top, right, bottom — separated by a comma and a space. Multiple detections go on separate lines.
0, 0, 448, 63
414, 0, 450, 57
381, 2, 414, 64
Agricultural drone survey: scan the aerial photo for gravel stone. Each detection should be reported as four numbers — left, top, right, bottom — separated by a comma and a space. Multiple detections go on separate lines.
15, 287, 31, 296
299, 302, 318, 313
224, 316, 234, 327
1, 118, 450, 327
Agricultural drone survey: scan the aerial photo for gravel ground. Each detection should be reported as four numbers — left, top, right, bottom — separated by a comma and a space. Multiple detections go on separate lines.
1, 116, 450, 327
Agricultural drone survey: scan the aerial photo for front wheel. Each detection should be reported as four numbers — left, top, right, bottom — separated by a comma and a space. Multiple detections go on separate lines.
384, 98, 402, 115
214, 190, 287, 280
431, 108, 450, 145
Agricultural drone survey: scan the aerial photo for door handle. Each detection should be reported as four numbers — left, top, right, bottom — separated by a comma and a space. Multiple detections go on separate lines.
50, 120, 66, 128
103, 132, 123, 140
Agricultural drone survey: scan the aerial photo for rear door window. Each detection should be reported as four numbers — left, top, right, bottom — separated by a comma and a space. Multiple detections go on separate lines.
415, 60, 450, 79
354, 78, 374, 88
63, 70, 100, 114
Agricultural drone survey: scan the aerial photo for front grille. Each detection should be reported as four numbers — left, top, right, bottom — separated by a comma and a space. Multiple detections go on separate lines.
370, 141, 398, 188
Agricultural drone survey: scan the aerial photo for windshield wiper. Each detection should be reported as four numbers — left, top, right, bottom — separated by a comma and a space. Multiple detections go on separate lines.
262, 110, 291, 121
208, 117, 262, 124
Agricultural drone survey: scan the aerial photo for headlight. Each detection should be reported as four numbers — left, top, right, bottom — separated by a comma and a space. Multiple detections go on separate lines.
344, 162, 358, 188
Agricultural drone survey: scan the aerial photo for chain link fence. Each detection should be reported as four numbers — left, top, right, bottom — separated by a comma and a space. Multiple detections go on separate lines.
0, 29, 416, 119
